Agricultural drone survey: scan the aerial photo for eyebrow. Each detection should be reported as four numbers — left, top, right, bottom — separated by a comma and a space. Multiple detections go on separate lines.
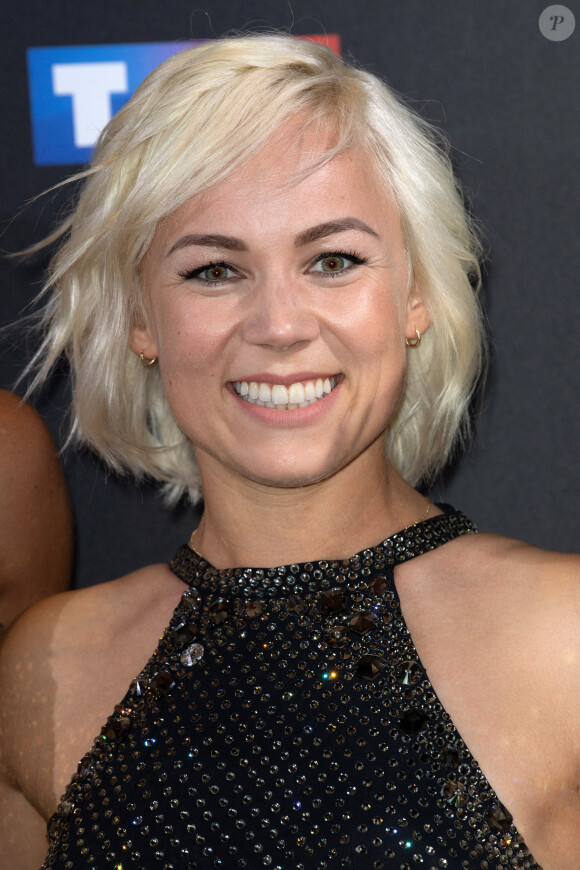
167, 233, 248, 257
294, 218, 380, 246
166, 217, 380, 258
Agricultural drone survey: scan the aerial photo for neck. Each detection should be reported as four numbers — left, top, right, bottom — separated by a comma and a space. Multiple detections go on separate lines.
192, 442, 431, 568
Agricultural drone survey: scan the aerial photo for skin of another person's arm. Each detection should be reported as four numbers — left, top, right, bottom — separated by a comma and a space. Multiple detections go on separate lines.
0, 391, 73, 630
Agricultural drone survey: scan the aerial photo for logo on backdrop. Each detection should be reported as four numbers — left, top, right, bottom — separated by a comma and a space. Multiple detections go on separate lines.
27, 36, 341, 166
539, 5, 576, 40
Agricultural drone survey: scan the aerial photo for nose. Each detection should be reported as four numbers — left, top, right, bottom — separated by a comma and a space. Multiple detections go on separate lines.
242, 277, 320, 350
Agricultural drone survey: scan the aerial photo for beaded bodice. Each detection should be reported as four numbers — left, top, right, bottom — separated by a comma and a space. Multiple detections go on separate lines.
43, 509, 537, 869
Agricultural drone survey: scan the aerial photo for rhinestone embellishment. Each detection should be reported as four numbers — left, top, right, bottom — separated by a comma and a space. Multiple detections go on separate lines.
179, 641, 204, 666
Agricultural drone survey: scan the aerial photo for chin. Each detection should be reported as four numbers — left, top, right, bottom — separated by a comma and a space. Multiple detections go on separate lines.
230, 452, 352, 490
251, 470, 333, 489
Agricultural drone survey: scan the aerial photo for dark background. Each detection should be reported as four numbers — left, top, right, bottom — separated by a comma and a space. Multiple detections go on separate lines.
1, 1, 578, 588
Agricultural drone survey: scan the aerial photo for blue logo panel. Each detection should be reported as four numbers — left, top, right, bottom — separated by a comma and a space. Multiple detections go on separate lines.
27, 42, 202, 165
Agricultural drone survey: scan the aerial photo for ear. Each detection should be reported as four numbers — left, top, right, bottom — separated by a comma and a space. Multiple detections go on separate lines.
129, 318, 159, 360
405, 288, 431, 341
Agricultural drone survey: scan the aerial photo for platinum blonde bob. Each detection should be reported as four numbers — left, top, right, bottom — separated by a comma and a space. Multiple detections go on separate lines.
30, 34, 485, 503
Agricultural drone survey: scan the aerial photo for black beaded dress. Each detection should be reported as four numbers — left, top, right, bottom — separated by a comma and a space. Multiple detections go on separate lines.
43, 509, 538, 870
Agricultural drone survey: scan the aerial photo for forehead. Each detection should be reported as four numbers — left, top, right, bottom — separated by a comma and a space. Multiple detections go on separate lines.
155, 130, 401, 247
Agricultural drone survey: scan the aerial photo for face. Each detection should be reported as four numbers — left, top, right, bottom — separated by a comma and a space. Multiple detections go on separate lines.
132, 131, 430, 491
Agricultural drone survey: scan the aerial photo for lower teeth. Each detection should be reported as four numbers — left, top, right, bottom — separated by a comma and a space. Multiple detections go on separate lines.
244, 397, 322, 409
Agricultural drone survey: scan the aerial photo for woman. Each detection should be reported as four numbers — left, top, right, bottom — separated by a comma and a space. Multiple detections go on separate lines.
0, 35, 577, 869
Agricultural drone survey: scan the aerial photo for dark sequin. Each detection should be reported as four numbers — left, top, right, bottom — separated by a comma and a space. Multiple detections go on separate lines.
348, 611, 379, 635
321, 588, 346, 611
42, 509, 538, 869
245, 600, 264, 617
355, 654, 385, 680
396, 660, 423, 686
486, 801, 514, 834
398, 708, 430, 735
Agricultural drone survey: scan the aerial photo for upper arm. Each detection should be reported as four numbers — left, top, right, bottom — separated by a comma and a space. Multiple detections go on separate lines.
0, 391, 73, 629
0, 777, 48, 869
0, 595, 71, 868
501, 548, 580, 868
525, 562, 580, 869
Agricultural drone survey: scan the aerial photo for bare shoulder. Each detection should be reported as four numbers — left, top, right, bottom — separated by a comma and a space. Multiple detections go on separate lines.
0, 562, 186, 820
458, 529, 579, 572
401, 528, 579, 602
0, 390, 61, 485
0, 390, 74, 627
0, 559, 184, 672
0, 388, 51, 439
454, 530, 580, 664
399, 530, 580, 659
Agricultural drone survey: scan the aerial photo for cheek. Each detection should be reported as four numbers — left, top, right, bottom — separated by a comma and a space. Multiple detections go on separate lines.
342, 287, 408, 409
335, 283, 407, 356
153, 302, 228, 374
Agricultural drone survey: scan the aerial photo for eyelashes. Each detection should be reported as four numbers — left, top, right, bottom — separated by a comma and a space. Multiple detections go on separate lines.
179, 263, 239, 283
309, 251, 367, 275
178, 250, 368, 287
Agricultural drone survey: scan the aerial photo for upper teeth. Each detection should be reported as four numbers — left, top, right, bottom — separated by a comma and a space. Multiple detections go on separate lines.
234, 377, 337, 409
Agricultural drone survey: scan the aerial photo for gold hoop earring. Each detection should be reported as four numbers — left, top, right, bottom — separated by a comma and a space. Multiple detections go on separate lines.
139, 351, 158, 367
405, 326, 421, 348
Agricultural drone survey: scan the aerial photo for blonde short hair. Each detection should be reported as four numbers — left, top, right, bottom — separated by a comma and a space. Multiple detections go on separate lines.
29, 34, 485, 503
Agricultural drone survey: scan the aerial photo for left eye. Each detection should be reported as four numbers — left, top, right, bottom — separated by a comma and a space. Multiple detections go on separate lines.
309, 253, 364, 275
197, 264, 237, 282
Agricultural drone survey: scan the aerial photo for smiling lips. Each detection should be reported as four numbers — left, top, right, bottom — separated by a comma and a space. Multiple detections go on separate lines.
233, 376, 338, 410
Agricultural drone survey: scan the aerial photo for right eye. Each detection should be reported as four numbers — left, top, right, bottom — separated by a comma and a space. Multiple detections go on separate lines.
180, 262, 239, 284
